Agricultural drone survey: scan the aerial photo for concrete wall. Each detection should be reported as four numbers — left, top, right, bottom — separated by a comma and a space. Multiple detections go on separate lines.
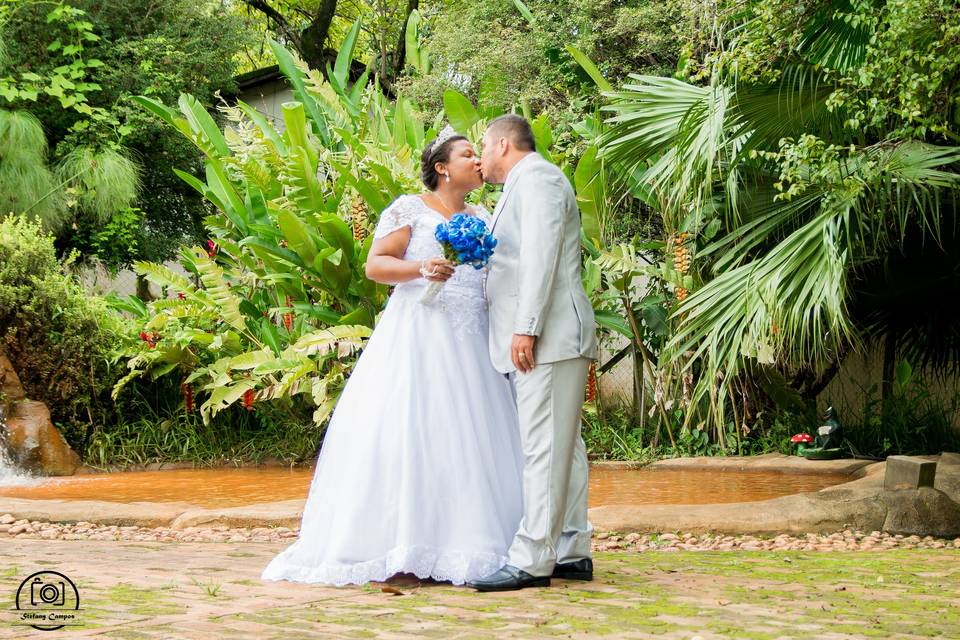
594, 322, 959, 431
818, 346, 960, 430
236, 79, 294, 132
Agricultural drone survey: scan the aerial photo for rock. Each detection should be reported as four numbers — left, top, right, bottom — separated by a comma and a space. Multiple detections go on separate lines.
169, 500, 304, 530
589, 485, 888, 536
0, 514, 14, 525
939, 452, 960, 468
3, 400, 81, 476
934, 454, 960, 501
881, 487, 960, 538
884, 456, 937, 490
0, 351, 26, 406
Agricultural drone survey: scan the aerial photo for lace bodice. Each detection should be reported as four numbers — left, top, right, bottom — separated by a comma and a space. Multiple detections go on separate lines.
374, 195, 490, 335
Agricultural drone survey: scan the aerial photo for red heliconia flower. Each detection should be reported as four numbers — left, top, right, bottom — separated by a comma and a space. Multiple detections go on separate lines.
181, 381, 194, 413
177, 292, 186, 300
206, 239, 218, 258
283, 312, 293, 331
242, 388, 255, 411
585, 362, 597, 404
139, 331, 149, 342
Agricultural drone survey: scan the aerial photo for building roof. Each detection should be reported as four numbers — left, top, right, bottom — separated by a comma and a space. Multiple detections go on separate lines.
234, 65, 285, 92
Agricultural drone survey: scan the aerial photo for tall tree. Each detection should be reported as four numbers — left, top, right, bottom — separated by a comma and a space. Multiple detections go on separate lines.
241, 0, 339, 69
238, 0, 420, 91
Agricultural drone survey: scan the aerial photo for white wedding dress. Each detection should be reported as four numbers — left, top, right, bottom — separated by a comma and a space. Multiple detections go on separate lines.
262, 195, 524, 586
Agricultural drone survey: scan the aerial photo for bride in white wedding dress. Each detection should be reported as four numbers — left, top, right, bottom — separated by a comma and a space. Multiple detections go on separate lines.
261, 129, 524, 586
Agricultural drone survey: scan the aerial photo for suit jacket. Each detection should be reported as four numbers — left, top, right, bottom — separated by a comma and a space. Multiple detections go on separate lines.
485, 152, 598, 374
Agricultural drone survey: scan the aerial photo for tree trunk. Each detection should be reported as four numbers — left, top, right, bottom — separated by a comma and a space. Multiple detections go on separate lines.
135, 274, 154, 302
299, 0, 339, 69
881, 330, 897, 408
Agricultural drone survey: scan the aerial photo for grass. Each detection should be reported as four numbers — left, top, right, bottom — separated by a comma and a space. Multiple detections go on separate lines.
83, 381, 324, 469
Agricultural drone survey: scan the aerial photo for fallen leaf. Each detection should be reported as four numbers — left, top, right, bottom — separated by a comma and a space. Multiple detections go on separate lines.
381, 586, 405, 596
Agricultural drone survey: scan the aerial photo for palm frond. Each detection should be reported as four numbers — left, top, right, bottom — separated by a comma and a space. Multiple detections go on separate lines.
601, 76, 736, 220
671, 209, 854, 376
795, 0, 873, 72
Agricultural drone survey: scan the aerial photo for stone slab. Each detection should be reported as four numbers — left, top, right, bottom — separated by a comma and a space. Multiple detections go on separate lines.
588, 485, 890, 536
170, 499, 305, 530
0, 497, 191, 528
647, 452, 876, 476
884, 455, 937, 490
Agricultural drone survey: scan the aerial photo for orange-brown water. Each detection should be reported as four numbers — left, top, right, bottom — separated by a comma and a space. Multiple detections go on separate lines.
0, 466, 849, 508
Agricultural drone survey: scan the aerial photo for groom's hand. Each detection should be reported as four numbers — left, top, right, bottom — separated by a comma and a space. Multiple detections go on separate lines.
511, 334, 537, 373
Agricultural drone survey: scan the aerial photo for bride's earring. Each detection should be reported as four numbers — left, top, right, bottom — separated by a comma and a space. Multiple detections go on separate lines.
445, 173, 450, 183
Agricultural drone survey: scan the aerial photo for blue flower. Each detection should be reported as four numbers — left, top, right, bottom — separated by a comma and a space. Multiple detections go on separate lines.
434, 213, 497, 269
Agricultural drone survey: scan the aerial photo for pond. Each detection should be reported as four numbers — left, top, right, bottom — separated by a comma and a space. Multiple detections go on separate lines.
0, 465, 851, 508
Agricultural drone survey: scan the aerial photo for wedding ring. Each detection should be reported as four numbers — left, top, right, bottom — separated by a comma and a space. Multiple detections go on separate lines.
519, 353, 527, 360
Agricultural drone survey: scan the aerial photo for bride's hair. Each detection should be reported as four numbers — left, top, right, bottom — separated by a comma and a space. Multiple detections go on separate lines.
421, 135, 468, 190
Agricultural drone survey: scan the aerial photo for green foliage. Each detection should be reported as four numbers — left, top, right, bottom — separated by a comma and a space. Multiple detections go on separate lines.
0, 109, 63, 226
116, 37, 462, 426
581, 405, 654, 461
0, 215, 127, 448
54, 146, 140, 223
840, 364, 960, 457
594, 0, 960, 450
397, 0, 693, 118
68, 206, 145, 274
85, 378, 325, 468
1, 0, 254, 260
703, 0, 960, 140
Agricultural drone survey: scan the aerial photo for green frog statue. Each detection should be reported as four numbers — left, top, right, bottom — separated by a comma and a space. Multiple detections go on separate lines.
799, 406, 847, 460
816, 406, 844, 450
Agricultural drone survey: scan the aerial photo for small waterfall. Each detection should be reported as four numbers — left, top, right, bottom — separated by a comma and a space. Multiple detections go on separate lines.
0, 405, 34, 486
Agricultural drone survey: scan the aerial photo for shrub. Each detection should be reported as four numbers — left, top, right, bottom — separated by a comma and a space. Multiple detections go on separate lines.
0, 215, 127, 450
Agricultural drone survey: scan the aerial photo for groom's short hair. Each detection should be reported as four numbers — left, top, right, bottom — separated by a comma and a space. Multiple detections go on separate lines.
487, 114, 536, 152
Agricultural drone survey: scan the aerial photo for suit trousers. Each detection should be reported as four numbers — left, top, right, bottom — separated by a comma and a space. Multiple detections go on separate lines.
507, 356, 593, 576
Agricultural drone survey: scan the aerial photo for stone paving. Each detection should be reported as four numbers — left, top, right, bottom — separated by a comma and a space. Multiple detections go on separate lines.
1, 537, 959, 639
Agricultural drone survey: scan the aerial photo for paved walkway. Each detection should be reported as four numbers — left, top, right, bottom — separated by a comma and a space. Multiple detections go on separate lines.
2, 539, 958, 638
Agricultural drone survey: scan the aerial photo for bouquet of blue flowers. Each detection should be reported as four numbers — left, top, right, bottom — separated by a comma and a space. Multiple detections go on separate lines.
421, 213, 497, 303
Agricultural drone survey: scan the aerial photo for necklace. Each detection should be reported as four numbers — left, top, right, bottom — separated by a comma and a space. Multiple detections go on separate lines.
430, 192, 465, 218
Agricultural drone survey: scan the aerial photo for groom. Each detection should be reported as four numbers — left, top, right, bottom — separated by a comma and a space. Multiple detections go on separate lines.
470, 115, 599, 591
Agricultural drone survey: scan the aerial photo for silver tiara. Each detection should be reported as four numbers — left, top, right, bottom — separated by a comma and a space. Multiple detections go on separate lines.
431, 124, 461, 149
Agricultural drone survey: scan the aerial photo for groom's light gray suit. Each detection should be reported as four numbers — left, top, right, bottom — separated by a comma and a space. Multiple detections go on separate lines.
485, 151, 598, 577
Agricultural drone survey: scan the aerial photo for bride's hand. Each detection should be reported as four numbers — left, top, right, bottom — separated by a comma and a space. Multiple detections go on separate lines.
420, 257, 455, 282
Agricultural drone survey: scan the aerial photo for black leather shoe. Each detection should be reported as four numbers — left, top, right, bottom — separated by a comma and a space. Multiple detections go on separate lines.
466, 565, 551, 592
551, 558, 593, 581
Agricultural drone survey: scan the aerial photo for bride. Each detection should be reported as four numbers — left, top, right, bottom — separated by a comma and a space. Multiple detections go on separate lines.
261, 127, 525, 586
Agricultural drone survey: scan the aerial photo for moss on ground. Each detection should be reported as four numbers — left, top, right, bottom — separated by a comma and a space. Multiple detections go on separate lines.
2, 546, 957, 638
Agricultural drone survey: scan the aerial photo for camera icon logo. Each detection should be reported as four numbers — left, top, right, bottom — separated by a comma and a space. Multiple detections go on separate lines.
15, 570, 81, 631
31, 577, 66, 607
